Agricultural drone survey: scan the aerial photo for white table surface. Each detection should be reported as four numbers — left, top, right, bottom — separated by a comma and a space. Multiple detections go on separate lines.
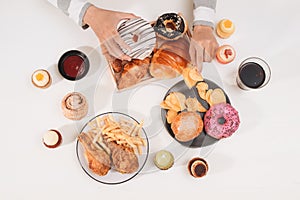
1, 0, 300, 199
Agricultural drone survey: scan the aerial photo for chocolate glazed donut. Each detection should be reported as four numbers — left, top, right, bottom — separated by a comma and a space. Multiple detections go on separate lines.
154, 13, 187, 40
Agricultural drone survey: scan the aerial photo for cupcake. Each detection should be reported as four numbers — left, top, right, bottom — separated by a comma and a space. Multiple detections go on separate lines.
216, 19, 235, 39
188, 157, 208, 178
43, 130, 62, 148
216, 45, 236, 64
61, 92, 88, 120
154, 150, 174, 170
31, 69, 52, 89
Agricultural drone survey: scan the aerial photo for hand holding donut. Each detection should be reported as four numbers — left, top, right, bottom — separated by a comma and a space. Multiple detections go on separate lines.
83, 5, 139, 61
189, 25, 219, 72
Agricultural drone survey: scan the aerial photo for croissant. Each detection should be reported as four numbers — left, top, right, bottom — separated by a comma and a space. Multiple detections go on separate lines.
150, 38, 190, 79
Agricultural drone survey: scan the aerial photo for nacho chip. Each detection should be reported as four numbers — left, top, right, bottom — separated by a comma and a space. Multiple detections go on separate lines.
196, 82, 209, 100
205, 89, 213, 106
166, 110, 178, 124
185, 97, 207, 112
182, 67, 196, 89
160, 101, 173, 110
210, 88, 226, 106
172, 92, 186, 111
196, 82, 209, 91
189, 67, 204, 82
164, 92, 186, 111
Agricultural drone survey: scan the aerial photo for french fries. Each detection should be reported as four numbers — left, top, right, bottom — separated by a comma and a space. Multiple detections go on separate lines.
88, 115, 146, 155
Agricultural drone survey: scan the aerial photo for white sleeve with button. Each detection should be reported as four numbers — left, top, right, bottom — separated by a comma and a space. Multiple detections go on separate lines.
193, 0, 217, 29
47, 0, 92, 29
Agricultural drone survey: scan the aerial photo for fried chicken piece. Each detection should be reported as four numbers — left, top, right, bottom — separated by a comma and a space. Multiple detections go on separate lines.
78, 132, 111, 176
106, 141, 139, 174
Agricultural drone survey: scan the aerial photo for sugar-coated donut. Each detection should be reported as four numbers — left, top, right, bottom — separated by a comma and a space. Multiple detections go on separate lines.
153, 13, 187, 40
204, 103, 240, 139
118, 18, 156, 60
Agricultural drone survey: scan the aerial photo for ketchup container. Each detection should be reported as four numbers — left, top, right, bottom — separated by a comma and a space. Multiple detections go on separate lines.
58, 50, 90, 81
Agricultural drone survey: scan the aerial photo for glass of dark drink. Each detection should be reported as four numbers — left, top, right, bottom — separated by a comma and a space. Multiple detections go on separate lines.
236, 57, 271, 90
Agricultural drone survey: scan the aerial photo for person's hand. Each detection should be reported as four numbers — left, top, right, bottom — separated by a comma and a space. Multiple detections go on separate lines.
189, 25, 219, 72
83, 5, 138, 61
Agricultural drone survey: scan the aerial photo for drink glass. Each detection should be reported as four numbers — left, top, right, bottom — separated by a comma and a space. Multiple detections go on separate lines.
236, 57, 271, 90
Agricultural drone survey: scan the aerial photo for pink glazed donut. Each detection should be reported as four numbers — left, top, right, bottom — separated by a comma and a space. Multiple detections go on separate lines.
204, 103, 240, 139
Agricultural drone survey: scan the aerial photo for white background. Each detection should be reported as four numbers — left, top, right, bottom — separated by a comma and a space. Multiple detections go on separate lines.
1, 0, 300, 199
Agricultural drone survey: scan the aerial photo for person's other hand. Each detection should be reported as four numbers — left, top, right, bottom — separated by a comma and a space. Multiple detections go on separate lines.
189, 25, 219, 72
84, 5, 138, 61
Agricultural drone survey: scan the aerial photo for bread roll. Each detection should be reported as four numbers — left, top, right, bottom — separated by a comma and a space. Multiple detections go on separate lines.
171, 111, 203, 142
150, 38, 190, 79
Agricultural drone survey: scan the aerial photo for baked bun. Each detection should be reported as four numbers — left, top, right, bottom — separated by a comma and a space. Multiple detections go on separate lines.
171, 111, 203, 142
61, 92, 88, 120
150, 38, 190, 79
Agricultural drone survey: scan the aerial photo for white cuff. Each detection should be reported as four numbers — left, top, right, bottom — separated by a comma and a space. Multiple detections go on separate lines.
193, 6, 215, 26
68, 0, 87, 26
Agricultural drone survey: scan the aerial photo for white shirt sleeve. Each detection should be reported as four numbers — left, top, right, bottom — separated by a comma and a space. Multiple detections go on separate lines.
47, 0, 92, 29
193, 0, 217, 28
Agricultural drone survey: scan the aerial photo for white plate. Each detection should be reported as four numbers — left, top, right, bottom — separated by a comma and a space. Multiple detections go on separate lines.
76, 112, 149, 184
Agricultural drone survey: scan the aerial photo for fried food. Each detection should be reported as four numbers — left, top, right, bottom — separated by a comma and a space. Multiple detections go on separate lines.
209, 88, 226, 106
166, 110, 178, 124
161, 92, 186, 112
182, 66, 204, 89
79, 114, 146, 176
185, 97, 207, 112
78, 132, 111, 176
196, 82, 209, 100
105, 141, 139, 174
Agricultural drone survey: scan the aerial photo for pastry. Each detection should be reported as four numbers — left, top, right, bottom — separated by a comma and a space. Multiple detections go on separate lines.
204, 103, 240, 139
216, 45, 236, 64
43, 130, 62, 148
150, 38, 190, 79
117, 57, 150, 90
171, 111, 203, 142
154, 150, 174, 170
188, 157, 208, 178
118, 18, 156, 60
61, 92, 88, 120
216, 19, 235, 39
31, 69, 52, 89
154, 13, 187, 40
